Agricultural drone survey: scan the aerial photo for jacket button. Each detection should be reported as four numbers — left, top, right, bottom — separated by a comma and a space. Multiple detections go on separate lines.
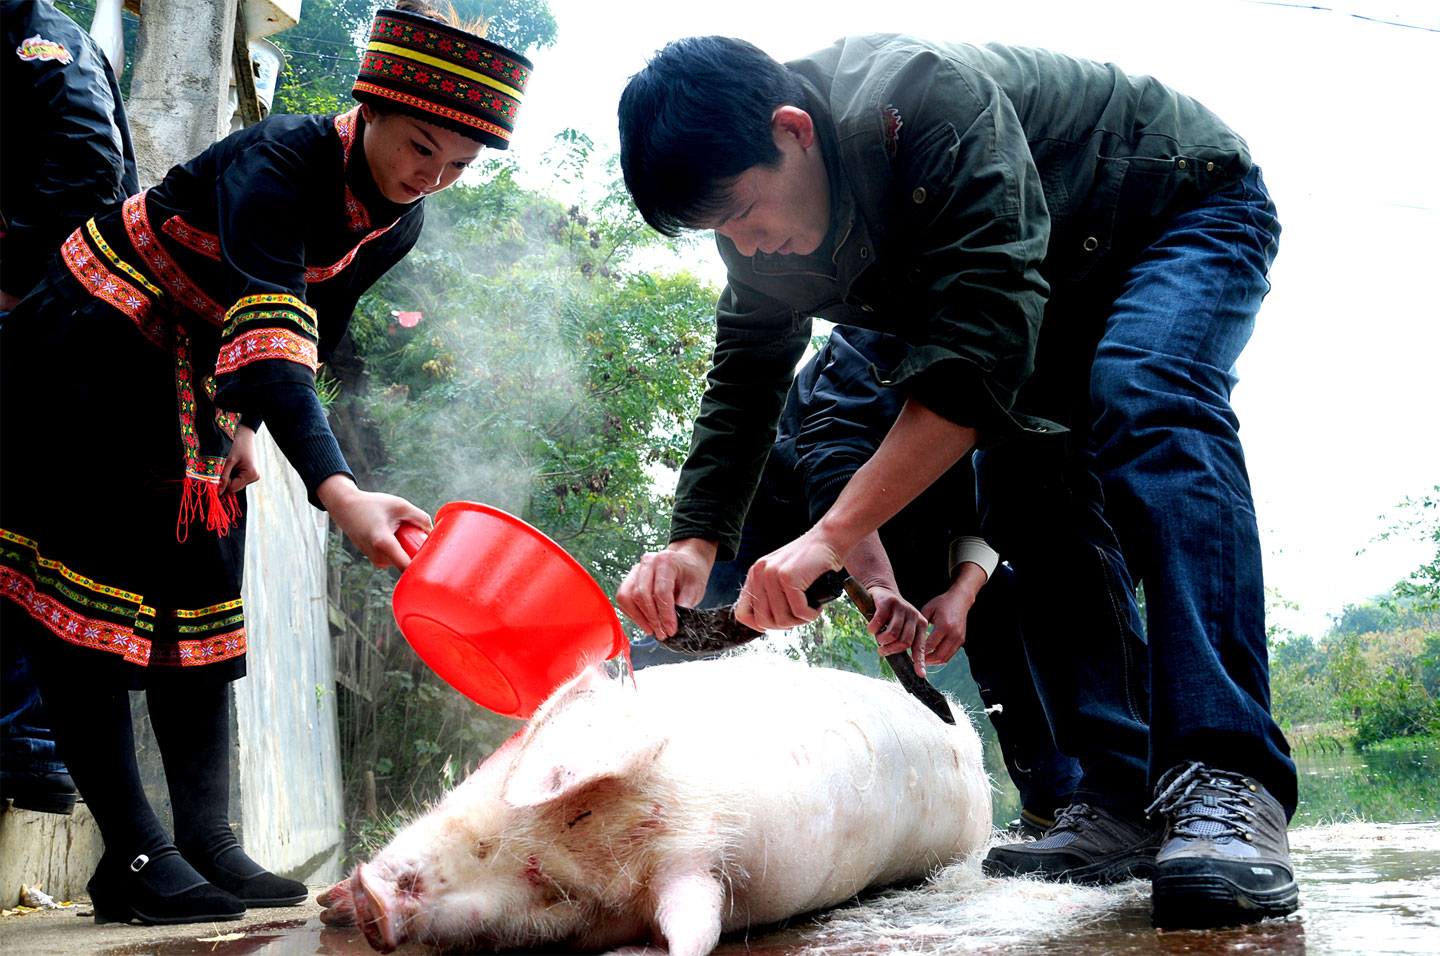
1177, 158, 1188, 169
859, 246, 869, 259
1206, 161, 1216, 172
861, 304, 874, 312
912, 187, 927, 204
1083, 236, 1099, 252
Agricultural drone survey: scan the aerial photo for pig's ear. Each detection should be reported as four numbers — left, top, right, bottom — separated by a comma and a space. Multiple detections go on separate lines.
501, 669, 664, 808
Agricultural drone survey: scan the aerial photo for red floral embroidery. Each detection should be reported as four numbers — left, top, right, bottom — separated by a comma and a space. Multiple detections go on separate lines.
60, 229, 165, 347
216, 328, 319, 374
305, 219, 398, 283
123, 193, 225, 325
334, 108, 372, 233
152, 629, 248, 667
161, 216, 222, 261
353, 82, 511, 141
0, 565, 150, 666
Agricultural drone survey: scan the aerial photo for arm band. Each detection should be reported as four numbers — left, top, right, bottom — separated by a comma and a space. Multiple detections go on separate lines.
948, 535, 1000, 582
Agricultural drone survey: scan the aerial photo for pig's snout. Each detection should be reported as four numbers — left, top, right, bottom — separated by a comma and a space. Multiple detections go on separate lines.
354, 862, 416, 953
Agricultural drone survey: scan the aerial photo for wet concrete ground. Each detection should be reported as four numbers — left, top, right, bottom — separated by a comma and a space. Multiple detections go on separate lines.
2, 821, 1435, 956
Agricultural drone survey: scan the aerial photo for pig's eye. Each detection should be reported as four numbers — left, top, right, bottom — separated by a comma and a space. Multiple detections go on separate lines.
473, 839, 492, 861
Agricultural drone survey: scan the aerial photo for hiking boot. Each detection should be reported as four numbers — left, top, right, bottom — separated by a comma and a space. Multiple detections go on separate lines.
982, 802, 1163, 884
1003, 807, 1056, 842
1146, 761, 1300, 928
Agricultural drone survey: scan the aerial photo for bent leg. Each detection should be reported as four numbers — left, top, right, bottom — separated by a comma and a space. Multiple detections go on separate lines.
960, 564, 1081, 818
1089, 168, 1296, 814
975, 433, 1150, 814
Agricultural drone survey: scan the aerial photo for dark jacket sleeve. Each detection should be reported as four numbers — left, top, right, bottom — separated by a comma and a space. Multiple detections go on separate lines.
853, 47, 1052, 440
786, 327, 909, 522
207, 134, 406, 503
668, 272, 812, 559
0, 0, 137, 300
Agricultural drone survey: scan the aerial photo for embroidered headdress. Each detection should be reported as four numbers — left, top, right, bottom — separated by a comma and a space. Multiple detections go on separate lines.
352, 8, 532, 150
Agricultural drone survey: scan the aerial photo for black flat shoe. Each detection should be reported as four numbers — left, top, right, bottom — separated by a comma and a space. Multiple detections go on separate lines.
187, 843, 307, 907
87, 848, 245, 925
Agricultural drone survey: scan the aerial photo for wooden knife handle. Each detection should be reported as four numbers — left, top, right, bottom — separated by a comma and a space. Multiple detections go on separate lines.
842, 576, 877, 619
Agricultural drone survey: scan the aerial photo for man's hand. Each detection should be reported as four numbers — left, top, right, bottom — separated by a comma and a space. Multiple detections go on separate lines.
616, 538, 718, 638
317, 474, 431, 570
220, 425, 262, 494
920, 561, 988, 666
868, 585, 930, 675
0, 289, 20, 313
735, 527, 843, 631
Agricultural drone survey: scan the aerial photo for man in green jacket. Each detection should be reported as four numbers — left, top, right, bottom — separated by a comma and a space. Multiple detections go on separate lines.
615, 34, 1296, 927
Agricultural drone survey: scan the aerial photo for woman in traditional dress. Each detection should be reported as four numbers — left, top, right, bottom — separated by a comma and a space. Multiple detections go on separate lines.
0, 2, 532, 926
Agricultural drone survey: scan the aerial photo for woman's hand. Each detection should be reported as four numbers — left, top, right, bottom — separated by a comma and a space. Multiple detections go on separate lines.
616, 538, 717, 638
220, 425, 262, 494
317, 474, 431, 569
735, 528, 844, 631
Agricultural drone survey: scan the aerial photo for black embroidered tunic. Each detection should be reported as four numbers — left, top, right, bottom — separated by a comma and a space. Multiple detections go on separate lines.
0, 107, 423, 684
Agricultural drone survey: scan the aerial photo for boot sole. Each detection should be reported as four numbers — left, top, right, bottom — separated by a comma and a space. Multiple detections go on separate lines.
6, 791, 78, 815
983, 849, 1157, 885
1152, 873, 1299, 927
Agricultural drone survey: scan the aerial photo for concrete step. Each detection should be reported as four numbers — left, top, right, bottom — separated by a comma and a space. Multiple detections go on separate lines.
0, 801, 102, 905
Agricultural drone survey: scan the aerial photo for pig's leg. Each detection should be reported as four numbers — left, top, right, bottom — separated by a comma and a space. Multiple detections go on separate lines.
651, 866, 725, 956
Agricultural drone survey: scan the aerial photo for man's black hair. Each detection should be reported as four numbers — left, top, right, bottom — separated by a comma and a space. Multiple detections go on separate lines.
618, 36, 807, 237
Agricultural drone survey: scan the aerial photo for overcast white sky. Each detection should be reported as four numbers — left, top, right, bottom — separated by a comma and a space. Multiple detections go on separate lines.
501, 0, 1439, 638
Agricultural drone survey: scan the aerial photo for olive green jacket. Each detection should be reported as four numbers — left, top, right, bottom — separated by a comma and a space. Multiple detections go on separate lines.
671, 35, 1251, 556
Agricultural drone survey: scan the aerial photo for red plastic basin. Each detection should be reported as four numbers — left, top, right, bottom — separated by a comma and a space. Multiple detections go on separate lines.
391, 502, 626, 718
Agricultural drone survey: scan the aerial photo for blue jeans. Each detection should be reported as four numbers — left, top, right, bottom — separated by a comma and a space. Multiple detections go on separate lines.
1, 637, 67, 774
1, 306, 67, 777
976, 167, 1296, 817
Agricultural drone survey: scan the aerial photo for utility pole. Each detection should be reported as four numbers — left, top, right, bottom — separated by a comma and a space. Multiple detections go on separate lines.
125, 0, 242, 186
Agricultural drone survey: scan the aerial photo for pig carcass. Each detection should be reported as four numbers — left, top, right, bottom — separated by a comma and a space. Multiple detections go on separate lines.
319, 653, 991, 955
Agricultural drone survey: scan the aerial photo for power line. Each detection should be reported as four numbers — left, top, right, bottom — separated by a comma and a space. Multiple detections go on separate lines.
1241, 1, 1440, 32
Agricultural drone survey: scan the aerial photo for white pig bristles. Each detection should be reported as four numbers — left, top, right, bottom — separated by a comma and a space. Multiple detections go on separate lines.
808, 853, 1146, 950
325, 655, 991, 956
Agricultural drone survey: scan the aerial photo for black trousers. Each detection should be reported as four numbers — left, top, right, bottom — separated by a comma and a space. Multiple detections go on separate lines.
4, 600, 236, 866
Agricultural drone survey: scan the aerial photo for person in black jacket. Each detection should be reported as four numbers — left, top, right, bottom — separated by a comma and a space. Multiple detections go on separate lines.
635, 326, 1083, 836
0, 0, 139, 817
0, 0, 137, 311
0, 1, 532, 927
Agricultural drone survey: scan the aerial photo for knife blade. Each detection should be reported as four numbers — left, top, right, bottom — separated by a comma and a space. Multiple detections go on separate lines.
662, 571, 954, 725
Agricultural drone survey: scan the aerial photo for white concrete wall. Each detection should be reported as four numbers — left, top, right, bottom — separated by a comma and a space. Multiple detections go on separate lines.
235, 431, 344, 884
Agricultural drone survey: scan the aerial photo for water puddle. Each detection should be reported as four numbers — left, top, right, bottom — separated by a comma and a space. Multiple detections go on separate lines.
98, 822, 1440, 956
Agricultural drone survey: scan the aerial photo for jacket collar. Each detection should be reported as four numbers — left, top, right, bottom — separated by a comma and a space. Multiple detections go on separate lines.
335, 107, 413, 233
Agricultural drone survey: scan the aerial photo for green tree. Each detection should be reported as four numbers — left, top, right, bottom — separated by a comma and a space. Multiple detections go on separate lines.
1376, 486, 1440, 612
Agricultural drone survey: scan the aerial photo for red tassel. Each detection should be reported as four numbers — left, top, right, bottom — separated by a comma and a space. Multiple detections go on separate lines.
176, 477, 243, 542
